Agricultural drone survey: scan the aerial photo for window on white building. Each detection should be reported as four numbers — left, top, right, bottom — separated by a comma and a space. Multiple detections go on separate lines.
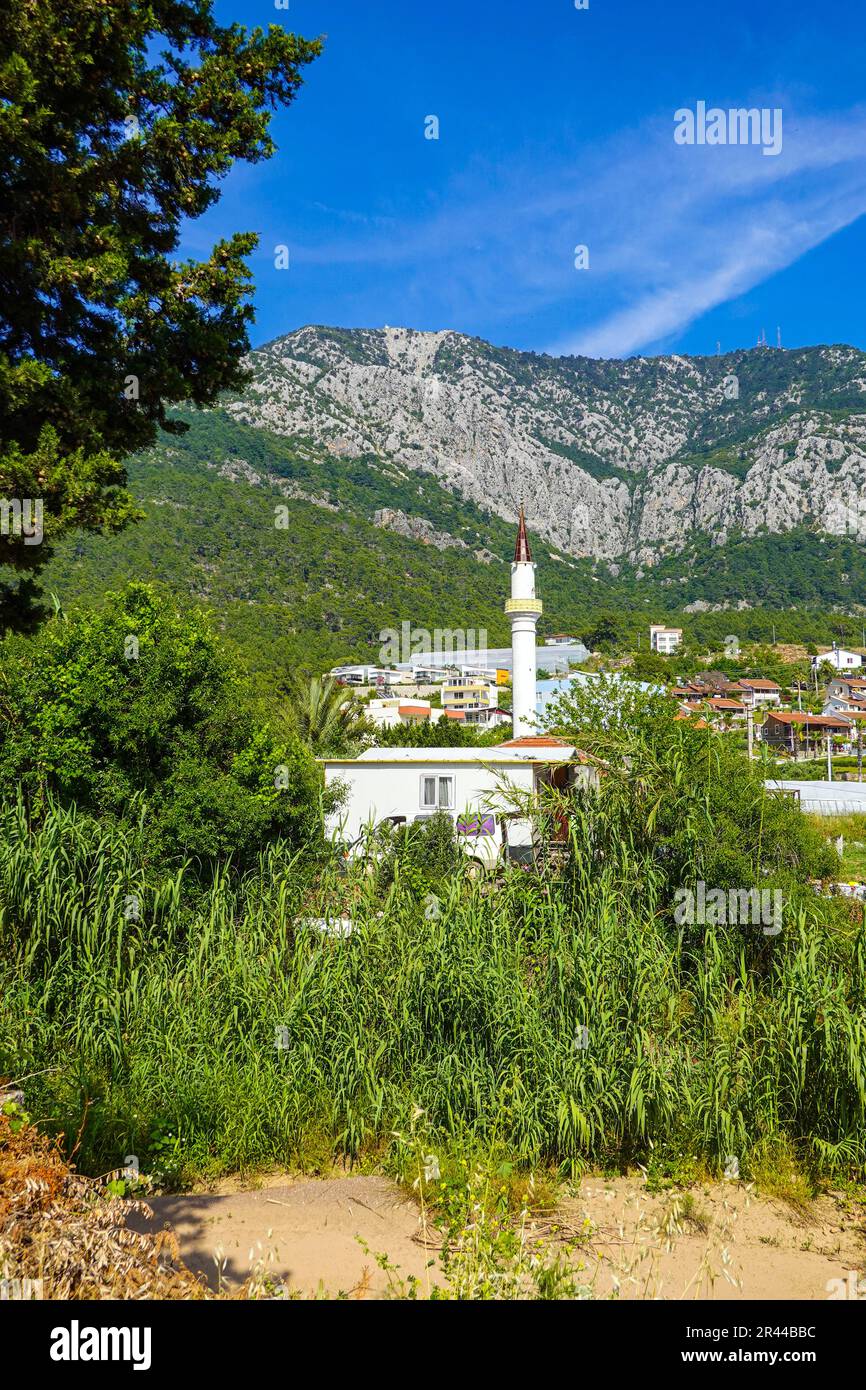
420, 775, 454, 810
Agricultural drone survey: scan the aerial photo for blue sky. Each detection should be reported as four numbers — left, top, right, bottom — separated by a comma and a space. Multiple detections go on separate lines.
192, 0, 866, 359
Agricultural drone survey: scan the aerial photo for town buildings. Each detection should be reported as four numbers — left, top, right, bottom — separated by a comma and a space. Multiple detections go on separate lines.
330, 664, 400, 688
670, 676, 780, 716
824, 675, 866, 715
320, 512, 594, 866
737, 679, 782, 710
441, 675, 499, 723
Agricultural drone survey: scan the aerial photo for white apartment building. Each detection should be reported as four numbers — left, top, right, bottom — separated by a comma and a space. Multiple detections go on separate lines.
649, 624, 683, 655
441, 676, 499, 724
410, 663, 446, 684
330, 665, 401, 687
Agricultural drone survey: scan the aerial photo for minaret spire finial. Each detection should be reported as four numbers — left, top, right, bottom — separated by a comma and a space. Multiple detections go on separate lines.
514, 503, 532, 563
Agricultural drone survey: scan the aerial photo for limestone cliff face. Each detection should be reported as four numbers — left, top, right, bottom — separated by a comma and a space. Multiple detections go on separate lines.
223, 325, 866, 565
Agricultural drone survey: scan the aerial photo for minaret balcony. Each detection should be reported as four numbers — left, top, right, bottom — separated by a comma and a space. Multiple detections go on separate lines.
505, 597, 543, 614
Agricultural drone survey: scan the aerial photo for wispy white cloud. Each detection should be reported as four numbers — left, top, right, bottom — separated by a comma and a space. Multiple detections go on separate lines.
289, 102, 866, 357
549, 107, 866, 356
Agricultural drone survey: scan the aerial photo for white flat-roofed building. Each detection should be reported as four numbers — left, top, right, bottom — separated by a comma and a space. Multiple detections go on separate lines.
457, 664, 498, 682
330, 665, 400, 687
321, 738, 596, 867
410, 663, 447, 684
649, 624, 682, 654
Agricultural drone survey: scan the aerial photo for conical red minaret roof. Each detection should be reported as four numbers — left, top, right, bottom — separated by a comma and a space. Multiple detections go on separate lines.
513, 503, 532, 562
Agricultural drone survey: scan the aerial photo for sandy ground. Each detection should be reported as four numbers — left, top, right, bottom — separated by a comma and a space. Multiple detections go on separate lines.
556, 1178, 865, 1301
133, 1176, 437, 1297
132, 1173, 866, 1300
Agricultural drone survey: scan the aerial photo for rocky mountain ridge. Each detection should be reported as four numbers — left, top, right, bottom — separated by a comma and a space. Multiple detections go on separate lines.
222, 325, 866, 565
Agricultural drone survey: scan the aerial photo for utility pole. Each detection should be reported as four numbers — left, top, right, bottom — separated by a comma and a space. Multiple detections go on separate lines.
746, 707, 754, 760
859, 721, 863, 784
826, 732, 833, 782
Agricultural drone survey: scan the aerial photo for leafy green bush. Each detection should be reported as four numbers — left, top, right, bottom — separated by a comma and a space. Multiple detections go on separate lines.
393, 811, 462, 887
544, 677, 836, 898
375, 717, 502, 748
0, 583, 325, 866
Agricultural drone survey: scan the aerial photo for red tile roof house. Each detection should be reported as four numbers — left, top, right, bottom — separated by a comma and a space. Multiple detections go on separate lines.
670, 680, 740, 701
670, 685, 705, 703
443, 705, 511, 730
673, 675, 749, 699
760, 711, 852, 759
703, 696, 748, 725
737, 679, 782, 710
688, 671, 744, 696
366, 698, 433, 729
669, 687, 747, 723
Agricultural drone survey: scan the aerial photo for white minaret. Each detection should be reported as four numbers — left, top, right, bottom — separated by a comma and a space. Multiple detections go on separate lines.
506, 505, 542, 738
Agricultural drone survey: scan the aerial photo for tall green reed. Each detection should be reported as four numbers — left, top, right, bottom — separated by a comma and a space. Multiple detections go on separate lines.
0, 796, 863, 1184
